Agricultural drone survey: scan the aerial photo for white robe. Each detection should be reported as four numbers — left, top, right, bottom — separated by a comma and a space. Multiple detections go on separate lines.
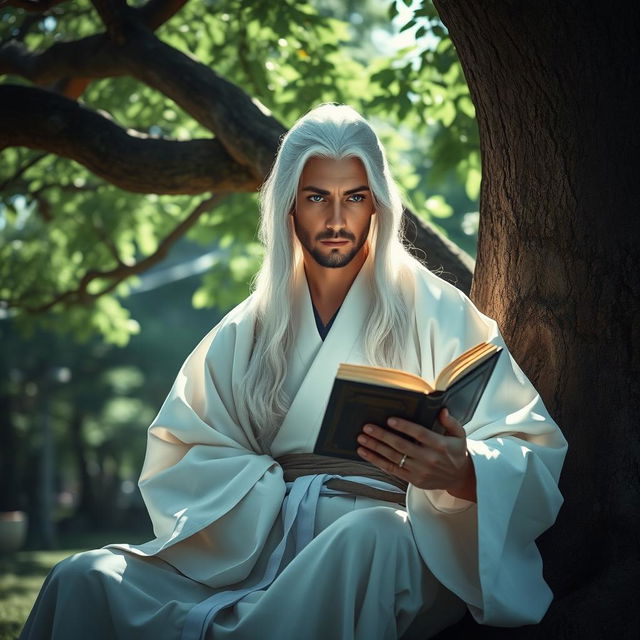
20, 251, 567, 639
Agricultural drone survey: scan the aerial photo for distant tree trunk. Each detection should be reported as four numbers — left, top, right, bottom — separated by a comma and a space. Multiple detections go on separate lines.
70, 408, 99, 527
0, 394, 21, 511
432, 1, 640, 638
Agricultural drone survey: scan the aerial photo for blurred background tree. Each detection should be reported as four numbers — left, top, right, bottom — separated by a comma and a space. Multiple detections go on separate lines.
0, 0, 478, 546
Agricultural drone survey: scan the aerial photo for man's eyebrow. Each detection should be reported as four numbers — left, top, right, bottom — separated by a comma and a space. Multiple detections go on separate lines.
301, 185, 370, 196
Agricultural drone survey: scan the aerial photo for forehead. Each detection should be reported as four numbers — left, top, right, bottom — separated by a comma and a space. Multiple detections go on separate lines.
298, 156, 369, 186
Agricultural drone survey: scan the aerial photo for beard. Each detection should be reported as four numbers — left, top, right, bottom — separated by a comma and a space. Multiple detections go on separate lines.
293, 219, 371, 269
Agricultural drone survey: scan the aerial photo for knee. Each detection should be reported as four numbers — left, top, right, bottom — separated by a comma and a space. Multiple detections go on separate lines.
334, 506, 412, 548
51, 548, 125, 587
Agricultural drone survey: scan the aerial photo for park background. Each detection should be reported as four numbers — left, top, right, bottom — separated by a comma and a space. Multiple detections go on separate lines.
1, 1, 638, 639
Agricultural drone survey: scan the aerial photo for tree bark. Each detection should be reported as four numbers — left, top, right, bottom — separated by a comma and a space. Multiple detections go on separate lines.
432, 1, 640, 638
403, 210, 475, 293
0, 85, 258, 194
2, 0, 70, 12
0, 393, 21, 511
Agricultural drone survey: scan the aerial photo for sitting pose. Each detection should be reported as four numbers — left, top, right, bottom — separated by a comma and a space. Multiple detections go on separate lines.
21, 104, 567, 640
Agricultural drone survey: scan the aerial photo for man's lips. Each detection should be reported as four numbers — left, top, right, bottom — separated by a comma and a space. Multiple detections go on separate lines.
320, 239, 350, 246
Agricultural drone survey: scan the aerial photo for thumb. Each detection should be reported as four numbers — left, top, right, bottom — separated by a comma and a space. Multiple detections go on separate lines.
438, 407, 466, 438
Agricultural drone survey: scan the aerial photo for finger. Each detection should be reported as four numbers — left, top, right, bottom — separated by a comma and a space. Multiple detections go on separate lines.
437, 408, 466, 438
356, 444, 413, 479
361, 423, 423, 457
386, 416, 445, 447
357, 430, 414, 467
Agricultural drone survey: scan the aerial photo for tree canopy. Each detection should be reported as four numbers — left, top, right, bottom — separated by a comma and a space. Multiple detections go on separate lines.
0, 0, 479, 344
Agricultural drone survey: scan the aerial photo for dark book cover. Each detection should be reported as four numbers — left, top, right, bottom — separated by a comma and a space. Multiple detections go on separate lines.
313, 348, 502, 461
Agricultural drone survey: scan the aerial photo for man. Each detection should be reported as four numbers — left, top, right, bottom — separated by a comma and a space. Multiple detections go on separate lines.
20, 104, 567, 640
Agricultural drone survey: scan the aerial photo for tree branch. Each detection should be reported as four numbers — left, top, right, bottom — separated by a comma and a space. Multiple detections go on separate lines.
0, 151, 48, 191
0, 35, 125, 85
0, 84, 260, 194
0, 0, 190, 95
0, 0, 185, 20
14, 192, 225, 313
0, 0, 70, 12
118, 22, 286, 179
90, 0, 132, 44
402, 208, 475, 294
0, 0, 191, 84
0, 19, 286, 179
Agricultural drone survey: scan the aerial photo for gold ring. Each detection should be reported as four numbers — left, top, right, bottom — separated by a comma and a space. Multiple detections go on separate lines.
398, 453, 408, 469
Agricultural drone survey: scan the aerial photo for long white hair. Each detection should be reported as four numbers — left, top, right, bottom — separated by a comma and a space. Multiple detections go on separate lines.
239, 103, 421, 451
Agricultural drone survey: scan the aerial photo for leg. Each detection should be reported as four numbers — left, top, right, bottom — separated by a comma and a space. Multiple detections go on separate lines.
209, 505, 455, 640
19, 548, 212, 640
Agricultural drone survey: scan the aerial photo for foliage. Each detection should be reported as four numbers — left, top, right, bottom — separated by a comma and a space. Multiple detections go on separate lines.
0, 0, 480, 346
0, 266, 222, 535
364, 1, 480, 230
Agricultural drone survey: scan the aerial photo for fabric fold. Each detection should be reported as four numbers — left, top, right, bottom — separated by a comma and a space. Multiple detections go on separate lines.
405, 264, 567, 625
179, 473, 405, 640
104, 255, 566, 629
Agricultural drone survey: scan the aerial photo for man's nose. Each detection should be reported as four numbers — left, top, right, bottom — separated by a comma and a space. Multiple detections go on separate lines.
326, 201, 346, 230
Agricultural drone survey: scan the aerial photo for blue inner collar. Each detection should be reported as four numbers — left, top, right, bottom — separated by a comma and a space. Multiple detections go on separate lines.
311, 301, 341, 341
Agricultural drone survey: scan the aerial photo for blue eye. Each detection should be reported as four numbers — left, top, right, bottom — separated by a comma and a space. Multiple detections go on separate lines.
306, 193, 366, 203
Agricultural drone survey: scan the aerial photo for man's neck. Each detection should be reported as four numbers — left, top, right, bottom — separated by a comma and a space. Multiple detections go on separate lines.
303, 245, 369, 325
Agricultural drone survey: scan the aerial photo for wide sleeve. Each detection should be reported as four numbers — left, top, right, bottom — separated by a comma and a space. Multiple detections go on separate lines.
105, 305, 286, 589
406, 272, 568, 626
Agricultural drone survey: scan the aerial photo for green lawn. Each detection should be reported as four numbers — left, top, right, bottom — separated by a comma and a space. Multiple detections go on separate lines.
0, 548, 71, 640
0, 532, 150, 640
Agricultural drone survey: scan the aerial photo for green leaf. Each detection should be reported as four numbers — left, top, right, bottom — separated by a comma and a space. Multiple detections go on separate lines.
399, 18, 416, 33
425, 195, 454, 219
458, 95, 476, 119
465, 166, 482, 200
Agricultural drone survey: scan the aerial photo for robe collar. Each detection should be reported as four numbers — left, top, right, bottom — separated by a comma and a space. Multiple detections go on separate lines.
311, 300, 341, 341
270, 250, 374, 455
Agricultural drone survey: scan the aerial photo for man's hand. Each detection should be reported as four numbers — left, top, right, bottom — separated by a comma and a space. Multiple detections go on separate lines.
355, 407, 477, 502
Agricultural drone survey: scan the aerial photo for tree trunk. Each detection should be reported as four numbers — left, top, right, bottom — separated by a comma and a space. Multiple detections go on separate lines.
431, 1, 640, 638
0, 394, 21, 511
69, 408, 99, 528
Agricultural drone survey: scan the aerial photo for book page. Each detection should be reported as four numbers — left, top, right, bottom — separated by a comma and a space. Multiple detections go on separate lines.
337, 363, 434, 393
435, 342, 500, 390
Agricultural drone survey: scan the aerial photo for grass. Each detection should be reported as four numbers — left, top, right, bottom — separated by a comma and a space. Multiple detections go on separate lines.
0, 549, 70, 640
0, 531, 150, 640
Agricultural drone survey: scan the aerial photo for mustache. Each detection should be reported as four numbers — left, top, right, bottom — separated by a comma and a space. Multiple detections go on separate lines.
316, 230, 355, 241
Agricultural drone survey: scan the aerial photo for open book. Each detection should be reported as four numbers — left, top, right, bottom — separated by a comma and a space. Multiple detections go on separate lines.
313, 342, 502, 461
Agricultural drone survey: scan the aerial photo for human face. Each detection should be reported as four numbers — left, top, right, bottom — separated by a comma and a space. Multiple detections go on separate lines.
292, 156, 375, 269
